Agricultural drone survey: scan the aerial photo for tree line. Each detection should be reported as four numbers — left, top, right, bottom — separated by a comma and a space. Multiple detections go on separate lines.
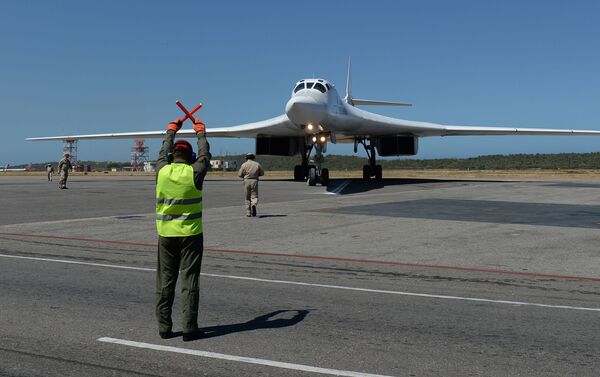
18, 152, 600, 171
215, 153, 600, 170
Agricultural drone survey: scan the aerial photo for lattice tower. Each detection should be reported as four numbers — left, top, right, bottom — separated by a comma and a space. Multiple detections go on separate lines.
131, 139, 149, 171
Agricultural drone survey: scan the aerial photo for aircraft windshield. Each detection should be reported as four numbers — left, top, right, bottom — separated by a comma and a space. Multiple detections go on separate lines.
294, 81, 328, 93
313, 83, 326, 93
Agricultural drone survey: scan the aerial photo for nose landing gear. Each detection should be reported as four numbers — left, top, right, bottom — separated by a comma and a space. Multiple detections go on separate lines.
307, 166, 329, 186
293, 142, 329, 186
307, 142, 329, 186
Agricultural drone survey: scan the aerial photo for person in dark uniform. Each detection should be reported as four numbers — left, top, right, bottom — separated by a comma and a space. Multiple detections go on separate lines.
155, 116, 210, 341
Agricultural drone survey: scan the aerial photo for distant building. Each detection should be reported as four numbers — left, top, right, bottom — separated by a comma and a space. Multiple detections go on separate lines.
224, 160, 237, 170
210, 160, 223, 170
210, 160, 237, 171
73, 164, 85, 172
144, 161, 156, 172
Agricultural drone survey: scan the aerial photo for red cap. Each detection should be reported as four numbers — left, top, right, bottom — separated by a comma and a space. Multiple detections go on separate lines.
174, 139, 193, 153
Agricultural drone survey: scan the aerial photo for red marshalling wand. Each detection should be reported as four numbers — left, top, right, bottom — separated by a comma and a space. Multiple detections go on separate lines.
175, 100, 203, 122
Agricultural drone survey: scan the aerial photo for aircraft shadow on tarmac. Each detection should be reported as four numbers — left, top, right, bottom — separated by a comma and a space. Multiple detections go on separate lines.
199, 309, 310, 339
325, 178, 499, 195
325, 198, 600, 229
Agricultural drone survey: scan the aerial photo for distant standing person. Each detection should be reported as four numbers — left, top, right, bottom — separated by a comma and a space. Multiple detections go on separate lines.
58, 154, 72, 189
46, 164, 54, 182
238, 153, 264, 217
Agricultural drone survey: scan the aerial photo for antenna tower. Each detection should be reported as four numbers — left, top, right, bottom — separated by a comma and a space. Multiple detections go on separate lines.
131, 139, 149, 171
62, 139, 78, 164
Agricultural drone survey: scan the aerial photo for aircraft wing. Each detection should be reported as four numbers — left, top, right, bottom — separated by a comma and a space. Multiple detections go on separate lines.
27, 114, 303, 141
435, 124, 600, 136
342, 107, 600, 139
27, 108, 600, 142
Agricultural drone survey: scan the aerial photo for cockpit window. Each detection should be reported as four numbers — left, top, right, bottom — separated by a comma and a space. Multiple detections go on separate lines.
313, 83, 326, 93
306, 82, 314, 89
294, 83, 305, 93
325, 83, 331, 90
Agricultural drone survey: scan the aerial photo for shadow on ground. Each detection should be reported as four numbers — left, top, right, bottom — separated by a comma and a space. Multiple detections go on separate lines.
322, 198, 600, 229
200, 309, 311, 339
326, 178, 501, 195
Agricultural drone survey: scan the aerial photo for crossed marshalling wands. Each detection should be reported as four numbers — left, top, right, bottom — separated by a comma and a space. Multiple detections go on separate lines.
175, 100, 203, 124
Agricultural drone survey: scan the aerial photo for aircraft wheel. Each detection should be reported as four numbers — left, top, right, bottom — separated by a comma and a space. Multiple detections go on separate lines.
294, 165, 305, 181
321, 168, 329, 186
362, 165, 371, 180
307, 166, 317, 186
375, 165, 382, 180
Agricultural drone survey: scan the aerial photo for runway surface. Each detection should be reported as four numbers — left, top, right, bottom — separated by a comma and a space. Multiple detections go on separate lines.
1, 174, 599, 376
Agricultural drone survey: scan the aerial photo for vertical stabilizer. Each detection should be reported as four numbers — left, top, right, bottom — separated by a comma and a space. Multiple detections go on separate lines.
343, 58, 413, 108
344, 57, 354, 105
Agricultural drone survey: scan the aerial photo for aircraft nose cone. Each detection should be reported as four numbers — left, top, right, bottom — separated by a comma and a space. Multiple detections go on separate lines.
285, 96, 326, 125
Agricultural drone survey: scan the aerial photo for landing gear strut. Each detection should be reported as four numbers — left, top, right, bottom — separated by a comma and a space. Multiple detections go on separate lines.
294, 142, 329, 186
293, 144, 312, 181
358, 137, 382, 180
308, 142, 329, 186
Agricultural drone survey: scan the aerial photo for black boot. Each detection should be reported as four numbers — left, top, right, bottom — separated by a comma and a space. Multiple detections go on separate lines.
182, 329, 205, 342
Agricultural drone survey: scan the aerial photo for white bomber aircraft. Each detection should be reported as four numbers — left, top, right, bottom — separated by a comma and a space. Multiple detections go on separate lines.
1, 164, 29, 172
28, 64, 600, 186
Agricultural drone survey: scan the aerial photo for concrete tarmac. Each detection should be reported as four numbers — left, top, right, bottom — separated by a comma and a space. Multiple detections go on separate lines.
0, 174, 599, 376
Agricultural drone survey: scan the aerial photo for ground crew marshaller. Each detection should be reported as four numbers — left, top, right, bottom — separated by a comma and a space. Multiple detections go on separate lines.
46, 164, 54, 182
58, 154, 72, 189
155, 116, 210, 342
238, 153, 264, 217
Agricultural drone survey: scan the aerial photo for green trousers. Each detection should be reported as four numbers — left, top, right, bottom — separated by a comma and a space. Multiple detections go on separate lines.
155, 234, 203, 334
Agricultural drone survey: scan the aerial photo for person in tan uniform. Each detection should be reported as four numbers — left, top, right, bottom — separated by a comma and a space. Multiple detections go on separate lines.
46, 164, 54, 182
238, 153, 264, 217
58, 154, 72, 189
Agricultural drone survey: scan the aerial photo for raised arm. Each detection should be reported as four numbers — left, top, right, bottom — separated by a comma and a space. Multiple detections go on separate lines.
156, 119, 182, 173
191, 117, 211, 190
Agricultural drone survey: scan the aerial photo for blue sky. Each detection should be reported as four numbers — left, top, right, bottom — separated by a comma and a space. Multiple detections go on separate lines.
1, 1, 600, 165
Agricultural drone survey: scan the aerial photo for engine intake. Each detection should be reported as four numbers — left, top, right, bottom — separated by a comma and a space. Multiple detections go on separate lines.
256, 136, 305, 156
377, 136, 418, 156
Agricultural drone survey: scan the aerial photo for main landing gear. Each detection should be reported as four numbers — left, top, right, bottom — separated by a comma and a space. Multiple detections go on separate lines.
293, 143, 329, 186
357, 138, 382, 180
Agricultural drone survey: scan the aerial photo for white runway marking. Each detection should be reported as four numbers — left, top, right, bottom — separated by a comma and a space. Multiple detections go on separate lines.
2, 253, 599, 312
0, 213, 152, 228
204, 272, 600, 312
0, 253, 154, 272
98, 337, 395, 377
323, 180, 352, 195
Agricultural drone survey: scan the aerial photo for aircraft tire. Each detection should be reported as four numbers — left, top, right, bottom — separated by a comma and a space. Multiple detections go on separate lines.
321, 168, 329, 186
375, 165, 382, 180
307, 166, 317, 186
362, 165, 371, 180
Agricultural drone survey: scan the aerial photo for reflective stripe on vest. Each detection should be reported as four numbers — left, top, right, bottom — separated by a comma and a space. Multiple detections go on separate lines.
156, 198, 203, 205
156, 163, 203, 237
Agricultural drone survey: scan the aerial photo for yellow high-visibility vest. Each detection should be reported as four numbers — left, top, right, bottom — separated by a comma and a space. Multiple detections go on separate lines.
156, 163, 203, 237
